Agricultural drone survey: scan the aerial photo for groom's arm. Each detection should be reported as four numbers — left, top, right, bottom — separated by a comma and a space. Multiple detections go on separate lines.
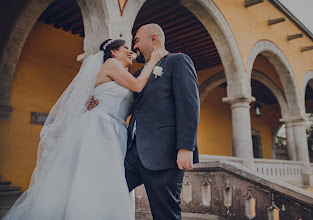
172, 53, 200, 169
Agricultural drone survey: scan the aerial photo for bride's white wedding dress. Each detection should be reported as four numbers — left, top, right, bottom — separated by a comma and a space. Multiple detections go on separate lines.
3, 81, 135, 220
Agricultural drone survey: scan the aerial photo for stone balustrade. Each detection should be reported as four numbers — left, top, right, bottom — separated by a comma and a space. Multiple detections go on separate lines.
199, 154, 312, 187
135, 161, 313, 220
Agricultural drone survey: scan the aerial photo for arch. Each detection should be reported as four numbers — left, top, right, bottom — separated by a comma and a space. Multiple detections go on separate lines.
199, 70, 288, 119
0, 0, 53, 118
179, 0, 246, 97
246, 40, 303, 118
302, 70, 313, 111
0, 0, 90, 119
132, 0, 246, 97
199, 71, 226, 104
251, 70, 288, 118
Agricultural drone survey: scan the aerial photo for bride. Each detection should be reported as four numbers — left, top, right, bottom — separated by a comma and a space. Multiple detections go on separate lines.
2, 39, 167, 220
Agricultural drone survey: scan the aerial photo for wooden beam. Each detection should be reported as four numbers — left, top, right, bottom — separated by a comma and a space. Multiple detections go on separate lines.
245, 0, 264, 8
166, 24, 205, 41
133, 9, 187, 31
168, 40, 213, 52
164, 19, 200, 34
72, 24, 84, 35
166, 23, 203, 38
55, 13, 82, 29
166, 30, 208, 45
52, 8, 77, 26
135, 5, 182, 28
159, 14, 195, 30
63, 18, 82, 32
301, 46, 313, 52
268, 17, 285, 25
134, 0, 175, 21
287, 34, 303, 41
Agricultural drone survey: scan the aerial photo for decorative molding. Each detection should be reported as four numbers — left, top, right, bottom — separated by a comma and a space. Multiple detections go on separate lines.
268, 17, 285, 25
118, 0, 128, 16
31, 112, 48, 125
0, 105, 13, 120
245, 0, 264, 8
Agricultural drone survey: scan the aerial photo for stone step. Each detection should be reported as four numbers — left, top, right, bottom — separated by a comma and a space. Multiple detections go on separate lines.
0, 187, 22, 192
0, 187, 22, 196
0, 181, 11, 189
0, 193, 22, 219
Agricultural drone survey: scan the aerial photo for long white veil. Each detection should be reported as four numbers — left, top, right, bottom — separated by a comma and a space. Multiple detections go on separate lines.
3, 51, 104, 218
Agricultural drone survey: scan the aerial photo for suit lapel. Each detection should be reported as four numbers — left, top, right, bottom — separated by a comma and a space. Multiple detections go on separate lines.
139, 55, 168, 97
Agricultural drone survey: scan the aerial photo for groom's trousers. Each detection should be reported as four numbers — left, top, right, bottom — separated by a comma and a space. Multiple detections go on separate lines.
125, 136, 185, 220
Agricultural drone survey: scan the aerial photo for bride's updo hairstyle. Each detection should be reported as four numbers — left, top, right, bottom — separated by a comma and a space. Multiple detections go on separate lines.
99, 39, 125, 63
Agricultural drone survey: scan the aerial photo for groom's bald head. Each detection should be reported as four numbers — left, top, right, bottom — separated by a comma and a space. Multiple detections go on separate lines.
133, 23, 166, 62
139, 23, 165, 46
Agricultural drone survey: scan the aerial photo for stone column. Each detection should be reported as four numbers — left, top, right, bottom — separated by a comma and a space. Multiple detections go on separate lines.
293, 120, 313, 185
284, 121, 297, 161
76, 0, 139, 61
223, 97, 255, 169
282, 117, 313, 185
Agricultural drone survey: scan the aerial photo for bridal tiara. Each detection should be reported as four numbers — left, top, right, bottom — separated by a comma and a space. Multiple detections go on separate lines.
102, 39, 117, 51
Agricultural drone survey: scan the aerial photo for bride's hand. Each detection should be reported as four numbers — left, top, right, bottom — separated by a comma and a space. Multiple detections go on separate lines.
150, 48, 168, 64
87, 96, 99, 111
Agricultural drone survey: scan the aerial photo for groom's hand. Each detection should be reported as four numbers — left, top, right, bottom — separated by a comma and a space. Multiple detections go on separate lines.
87, 96, 99, 111
177, 149, 193, 170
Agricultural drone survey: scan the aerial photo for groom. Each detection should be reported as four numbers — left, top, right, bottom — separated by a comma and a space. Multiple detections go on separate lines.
89, 23, 200, 219
125, 23, 200, 220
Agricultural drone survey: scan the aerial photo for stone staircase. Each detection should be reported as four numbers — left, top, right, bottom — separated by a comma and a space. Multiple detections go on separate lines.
0, 177, 22, 219
135, 161, 313, 220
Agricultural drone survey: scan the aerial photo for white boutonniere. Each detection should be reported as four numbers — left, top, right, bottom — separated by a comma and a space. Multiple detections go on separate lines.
153, 66, 164, 78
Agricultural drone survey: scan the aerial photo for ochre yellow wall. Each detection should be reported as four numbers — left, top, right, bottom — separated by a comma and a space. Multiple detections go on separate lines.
250, 102, 281, 159
198, 86, 232, 156
0, 22, 83, 190
197, 55, 283, 158
212, 0, 313, 101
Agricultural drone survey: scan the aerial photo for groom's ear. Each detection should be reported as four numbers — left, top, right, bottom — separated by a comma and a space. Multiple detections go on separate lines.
151, 34, 158, 45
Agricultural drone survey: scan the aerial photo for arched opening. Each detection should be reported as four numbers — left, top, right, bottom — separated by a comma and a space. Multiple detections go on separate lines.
250, 77, 281, 159
304, 78, 313, 162
131, 0, 243, 156
131, 0, 221, 71
0, 0, 84, 190
252, 130, 262, 159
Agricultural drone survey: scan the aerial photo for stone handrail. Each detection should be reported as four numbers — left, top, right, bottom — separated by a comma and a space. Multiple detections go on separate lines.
200, 154, 307, 187
135, 161, 313, 220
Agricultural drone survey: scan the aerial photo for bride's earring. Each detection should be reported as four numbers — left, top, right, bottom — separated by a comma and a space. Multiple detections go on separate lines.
113, 53, 118, 60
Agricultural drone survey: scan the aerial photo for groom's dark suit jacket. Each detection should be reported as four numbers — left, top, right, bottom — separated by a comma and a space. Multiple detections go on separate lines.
127, 53, 200, 171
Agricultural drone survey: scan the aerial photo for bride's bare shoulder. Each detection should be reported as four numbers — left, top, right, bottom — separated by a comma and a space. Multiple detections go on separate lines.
103, 58, 121, 68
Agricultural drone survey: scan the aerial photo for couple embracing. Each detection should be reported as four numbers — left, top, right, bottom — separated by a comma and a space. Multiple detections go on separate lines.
3, 23, 200, 220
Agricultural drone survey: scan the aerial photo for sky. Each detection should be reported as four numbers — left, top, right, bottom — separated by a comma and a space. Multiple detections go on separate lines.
278, 0, 313, 34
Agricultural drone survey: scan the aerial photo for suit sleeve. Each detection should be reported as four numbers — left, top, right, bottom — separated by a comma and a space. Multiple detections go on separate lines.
172, 54, 200, 151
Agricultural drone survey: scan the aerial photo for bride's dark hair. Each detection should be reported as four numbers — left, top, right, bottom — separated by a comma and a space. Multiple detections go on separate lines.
99, 39, 125, 63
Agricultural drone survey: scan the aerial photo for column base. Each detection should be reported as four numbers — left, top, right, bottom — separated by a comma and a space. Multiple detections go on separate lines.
302, 173, 313, 187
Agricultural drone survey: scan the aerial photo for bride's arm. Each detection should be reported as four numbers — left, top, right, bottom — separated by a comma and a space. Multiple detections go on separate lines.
105, 49, 167, 93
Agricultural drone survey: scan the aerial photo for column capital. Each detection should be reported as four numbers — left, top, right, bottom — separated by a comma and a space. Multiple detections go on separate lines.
222, 96, 255, 109
280, 115, 307, 126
